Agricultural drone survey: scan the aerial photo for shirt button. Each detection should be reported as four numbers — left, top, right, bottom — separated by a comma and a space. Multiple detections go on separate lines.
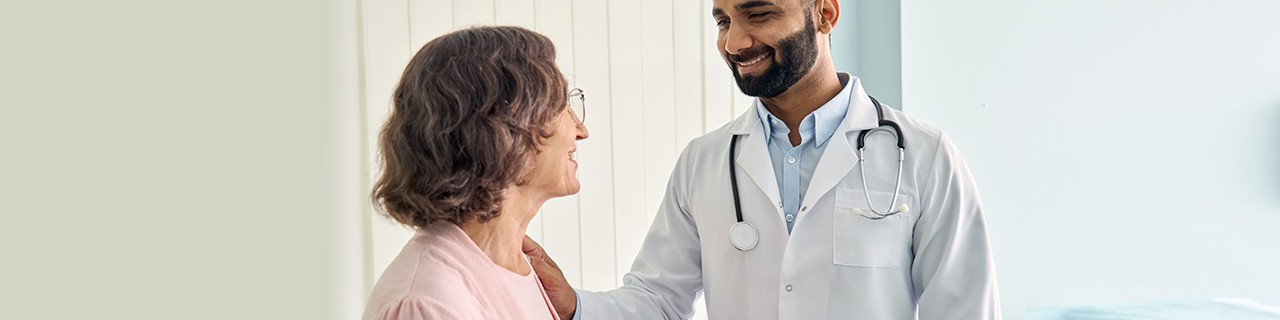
786, 156, 796, 164
785, 285, 793, 292
785, 214, 794, 222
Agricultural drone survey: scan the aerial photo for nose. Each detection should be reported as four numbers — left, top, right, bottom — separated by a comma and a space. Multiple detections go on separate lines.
575, 120, 589, 141
722, 23, 754, 56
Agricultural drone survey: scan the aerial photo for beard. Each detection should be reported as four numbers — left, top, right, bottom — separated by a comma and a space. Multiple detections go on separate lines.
727, 17, 818, 98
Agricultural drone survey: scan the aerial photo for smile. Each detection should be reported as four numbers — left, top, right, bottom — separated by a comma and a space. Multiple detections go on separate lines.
735, 52, 772, 73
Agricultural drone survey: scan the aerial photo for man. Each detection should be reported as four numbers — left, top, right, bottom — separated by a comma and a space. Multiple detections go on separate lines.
524, 0, 1000, 318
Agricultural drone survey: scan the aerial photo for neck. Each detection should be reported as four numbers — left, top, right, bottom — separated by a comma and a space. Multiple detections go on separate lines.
759, 62, 842, 145
459, 186, 547, 276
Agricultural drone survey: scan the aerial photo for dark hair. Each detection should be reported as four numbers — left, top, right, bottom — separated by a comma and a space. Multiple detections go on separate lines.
372, 26, 568, 229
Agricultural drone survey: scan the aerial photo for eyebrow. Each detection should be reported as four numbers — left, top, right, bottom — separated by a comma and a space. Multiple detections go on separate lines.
736, 0, 777, 11
712, 0, 777, 17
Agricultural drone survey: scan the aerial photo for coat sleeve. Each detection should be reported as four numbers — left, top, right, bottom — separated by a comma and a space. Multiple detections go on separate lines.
912, 133, 1002, 319
576, 145, 703, 320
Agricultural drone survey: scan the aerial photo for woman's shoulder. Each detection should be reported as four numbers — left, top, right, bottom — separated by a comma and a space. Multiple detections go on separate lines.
363, 294, 486, 320
364, 264, 488, 320
365, 225, 501, 319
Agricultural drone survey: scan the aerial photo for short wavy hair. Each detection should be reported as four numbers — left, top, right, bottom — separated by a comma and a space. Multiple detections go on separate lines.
372, 26, 568, 229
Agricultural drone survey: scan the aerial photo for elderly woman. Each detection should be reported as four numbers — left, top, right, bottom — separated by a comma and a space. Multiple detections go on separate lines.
362, 26, 588, 320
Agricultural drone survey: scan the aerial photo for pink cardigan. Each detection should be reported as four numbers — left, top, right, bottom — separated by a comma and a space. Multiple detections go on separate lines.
363, 222, 559, 320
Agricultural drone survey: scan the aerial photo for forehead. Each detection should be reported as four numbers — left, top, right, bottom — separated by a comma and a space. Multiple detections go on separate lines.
711, 0, 791, 15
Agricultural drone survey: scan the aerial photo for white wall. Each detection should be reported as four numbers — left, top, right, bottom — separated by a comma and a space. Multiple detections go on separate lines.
1, 1, 366, 319
901, 0, 1280, 318
358, 3, 742, 319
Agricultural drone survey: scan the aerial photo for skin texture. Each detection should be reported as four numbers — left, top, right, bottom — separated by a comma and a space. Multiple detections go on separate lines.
525, 0, 845, 318
463, 107, 588, 277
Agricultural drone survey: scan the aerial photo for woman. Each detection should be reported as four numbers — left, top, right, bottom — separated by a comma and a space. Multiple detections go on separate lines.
363, 26, 588, 320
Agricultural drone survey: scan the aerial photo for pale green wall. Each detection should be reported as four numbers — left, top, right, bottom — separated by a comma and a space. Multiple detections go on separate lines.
832, 0, 902, 109
901, 0, 1280, 318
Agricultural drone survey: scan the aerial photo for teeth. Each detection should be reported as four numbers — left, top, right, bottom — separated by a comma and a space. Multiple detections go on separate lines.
737, 54, 768, 67
570, 152, 577, 161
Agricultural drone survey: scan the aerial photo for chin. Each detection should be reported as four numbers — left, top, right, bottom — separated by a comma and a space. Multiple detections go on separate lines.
559, 176, 581, 196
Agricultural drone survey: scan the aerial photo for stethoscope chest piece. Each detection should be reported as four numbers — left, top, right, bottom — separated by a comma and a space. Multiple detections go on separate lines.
728, 221, 759, 251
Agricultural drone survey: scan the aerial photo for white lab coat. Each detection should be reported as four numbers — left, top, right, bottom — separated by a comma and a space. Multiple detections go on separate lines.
578, 80, 1000, 319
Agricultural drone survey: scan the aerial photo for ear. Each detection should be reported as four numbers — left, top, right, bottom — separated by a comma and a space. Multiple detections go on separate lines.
816, 0, 840, 34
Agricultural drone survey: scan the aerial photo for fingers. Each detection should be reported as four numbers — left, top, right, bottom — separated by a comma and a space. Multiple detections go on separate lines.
522, 235, 544, 257
523, 235, 563, 270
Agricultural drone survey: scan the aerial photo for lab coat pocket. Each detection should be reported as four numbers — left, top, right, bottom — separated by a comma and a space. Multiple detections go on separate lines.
832, 188, 913, 268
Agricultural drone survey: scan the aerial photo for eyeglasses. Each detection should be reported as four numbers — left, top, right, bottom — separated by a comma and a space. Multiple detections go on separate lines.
568, 88, 586, 124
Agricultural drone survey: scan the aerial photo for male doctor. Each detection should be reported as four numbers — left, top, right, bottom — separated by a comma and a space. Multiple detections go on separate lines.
523, 0, 1000, 318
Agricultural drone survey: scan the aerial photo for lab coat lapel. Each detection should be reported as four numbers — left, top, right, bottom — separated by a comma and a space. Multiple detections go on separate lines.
799, 86, 879, 218
728, 107, 782, 213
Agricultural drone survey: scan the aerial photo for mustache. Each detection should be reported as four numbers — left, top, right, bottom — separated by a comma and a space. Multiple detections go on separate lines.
728, 45, 774, 63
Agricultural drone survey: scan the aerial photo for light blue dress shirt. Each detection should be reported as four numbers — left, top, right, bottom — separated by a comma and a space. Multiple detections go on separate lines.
753, 74, 853, 233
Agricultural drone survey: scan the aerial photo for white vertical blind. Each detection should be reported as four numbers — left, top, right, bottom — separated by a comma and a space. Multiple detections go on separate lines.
571, 0, 619, 291
674, 0, 708, 148
360, 1, 741, 317
701, 0, 736, 132
452, 0, 495, 27
359, 0, 415, 295
603, 0, 648, 283
496, 0, 536, 27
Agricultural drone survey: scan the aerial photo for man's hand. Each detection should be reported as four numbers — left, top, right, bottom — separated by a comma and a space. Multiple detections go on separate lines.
523, 235, 577, 319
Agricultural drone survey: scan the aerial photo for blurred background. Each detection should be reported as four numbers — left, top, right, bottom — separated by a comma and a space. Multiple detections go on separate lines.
2, 0, 1277, 319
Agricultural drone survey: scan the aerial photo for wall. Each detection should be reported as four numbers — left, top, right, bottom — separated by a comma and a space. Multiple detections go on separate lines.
0, 1, 365, 319
833, 0, 902, 108
901, 0, 1280, 318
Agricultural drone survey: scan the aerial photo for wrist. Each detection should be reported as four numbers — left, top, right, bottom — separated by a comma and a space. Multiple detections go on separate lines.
561, 291, 579, 319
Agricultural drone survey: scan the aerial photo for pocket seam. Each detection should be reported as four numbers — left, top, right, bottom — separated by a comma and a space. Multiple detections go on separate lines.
832, 188, 913, 268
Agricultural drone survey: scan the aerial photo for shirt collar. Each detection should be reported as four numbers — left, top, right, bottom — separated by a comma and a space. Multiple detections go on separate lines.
753, 73, 855, 148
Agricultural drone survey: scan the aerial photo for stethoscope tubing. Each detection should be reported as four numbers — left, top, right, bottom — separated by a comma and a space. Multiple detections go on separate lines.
727, 96, 907, 250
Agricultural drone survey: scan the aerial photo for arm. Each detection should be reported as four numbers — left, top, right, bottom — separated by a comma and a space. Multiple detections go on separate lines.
527, 148, 704, 320
575, 174, 704, 319
912, 133, 1002, 319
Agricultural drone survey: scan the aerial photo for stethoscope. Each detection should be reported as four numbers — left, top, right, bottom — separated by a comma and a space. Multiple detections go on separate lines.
727, 96, 911, 251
